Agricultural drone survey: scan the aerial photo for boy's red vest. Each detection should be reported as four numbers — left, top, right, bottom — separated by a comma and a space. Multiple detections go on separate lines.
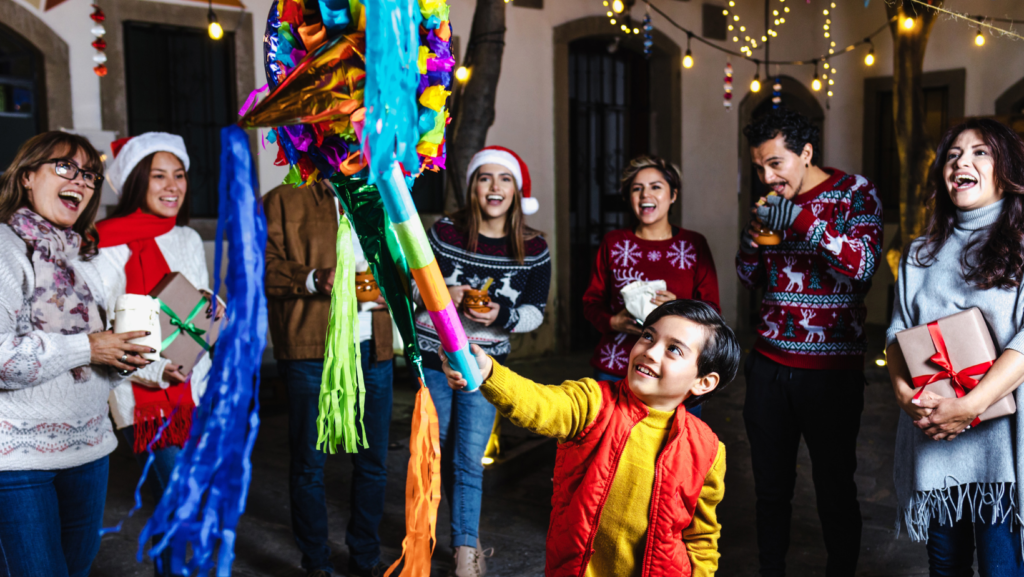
546, 380, 720, 577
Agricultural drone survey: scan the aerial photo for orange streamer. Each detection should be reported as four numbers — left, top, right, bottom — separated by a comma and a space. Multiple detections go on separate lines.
385, 381, 441, 577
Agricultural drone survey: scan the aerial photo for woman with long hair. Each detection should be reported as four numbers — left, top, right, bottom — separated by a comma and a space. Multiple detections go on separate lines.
0, 132, 151, 576
413, 146, 550, 575
77, 133, 217, 577
887, 118, 1024, 574
582, 155, 720, 417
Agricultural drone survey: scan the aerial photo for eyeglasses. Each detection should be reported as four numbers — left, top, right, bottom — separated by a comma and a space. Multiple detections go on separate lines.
40, 159, 104, 190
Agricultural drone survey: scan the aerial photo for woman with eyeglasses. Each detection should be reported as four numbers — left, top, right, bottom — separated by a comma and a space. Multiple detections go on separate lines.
0, 132, 152, 577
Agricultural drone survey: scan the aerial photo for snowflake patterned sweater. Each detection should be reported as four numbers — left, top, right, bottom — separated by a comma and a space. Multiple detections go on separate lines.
735, 168, 883, 370
413, 217, 551, 372
583, 228, 720, 377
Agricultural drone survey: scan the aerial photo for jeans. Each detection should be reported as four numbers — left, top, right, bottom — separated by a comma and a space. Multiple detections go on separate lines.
281, 339, 393, 574
423, 366, 497, 548
926, 490, 1024, 576
592, 369, 703, 419
743, 351, 863, 577
0, 456, 109, 577
120, 426, 181, 576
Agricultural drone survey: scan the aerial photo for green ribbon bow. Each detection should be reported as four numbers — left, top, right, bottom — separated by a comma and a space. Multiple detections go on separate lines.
159, 299, 211, 352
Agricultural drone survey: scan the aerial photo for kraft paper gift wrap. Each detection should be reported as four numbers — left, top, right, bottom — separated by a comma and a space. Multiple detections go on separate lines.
621, 279, 668, 324
149, 272, 223, 376
894, 307, 1016, 425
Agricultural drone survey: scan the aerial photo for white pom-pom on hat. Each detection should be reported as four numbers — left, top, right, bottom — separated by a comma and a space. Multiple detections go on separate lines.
465, 145, 538, 215
106, 132, 190, 197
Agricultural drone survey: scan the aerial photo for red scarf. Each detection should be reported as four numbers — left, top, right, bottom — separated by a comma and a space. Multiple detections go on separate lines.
96, 209, 195, 452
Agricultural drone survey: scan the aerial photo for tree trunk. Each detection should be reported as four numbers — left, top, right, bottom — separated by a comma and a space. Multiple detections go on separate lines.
884, 2, 941, 277
447, 0, 506, 208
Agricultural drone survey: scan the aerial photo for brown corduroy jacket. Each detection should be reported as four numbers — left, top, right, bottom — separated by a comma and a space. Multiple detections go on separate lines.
264, 182, 393, 361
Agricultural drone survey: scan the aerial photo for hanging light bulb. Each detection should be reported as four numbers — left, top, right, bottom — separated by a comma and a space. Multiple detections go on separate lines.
207, 10, 223, 40
683, 50, 694, 69
750, 74, 761, 93
975, 30, 986, 46
612, 0, 625, 13
864, 41, 875, 66
455, 66, 470, 82
811, 61, 822, 91
902, 16, 915, 30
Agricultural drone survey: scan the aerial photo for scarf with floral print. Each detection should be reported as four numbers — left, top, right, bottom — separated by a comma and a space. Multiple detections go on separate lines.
8, 207, 102, 382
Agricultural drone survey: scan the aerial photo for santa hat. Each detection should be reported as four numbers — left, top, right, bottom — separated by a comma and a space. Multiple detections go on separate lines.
465, 146, 538, 215
106, 132, 190, 196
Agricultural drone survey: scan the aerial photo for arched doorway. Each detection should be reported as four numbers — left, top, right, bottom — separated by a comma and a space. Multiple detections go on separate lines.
736, 76, 824, 332
553, 16, 681, 352
0, 24, 44, 171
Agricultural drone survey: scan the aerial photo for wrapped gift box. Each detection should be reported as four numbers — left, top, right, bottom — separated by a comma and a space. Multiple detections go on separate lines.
895, 307, 1016, 424
149, 272, 223, 376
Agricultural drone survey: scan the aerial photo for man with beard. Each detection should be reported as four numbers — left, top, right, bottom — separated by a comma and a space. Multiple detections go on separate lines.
736, 108, 883, 577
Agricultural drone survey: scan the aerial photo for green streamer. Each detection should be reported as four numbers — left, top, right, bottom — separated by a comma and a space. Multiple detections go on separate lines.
327, 175, 425, 381
316, 213, 367, 454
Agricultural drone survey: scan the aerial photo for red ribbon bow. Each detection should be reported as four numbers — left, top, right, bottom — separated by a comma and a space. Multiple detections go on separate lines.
911, 321, 992, 427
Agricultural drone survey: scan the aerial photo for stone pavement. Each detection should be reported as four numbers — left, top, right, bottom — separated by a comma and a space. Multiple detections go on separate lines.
92, 328, 939, 576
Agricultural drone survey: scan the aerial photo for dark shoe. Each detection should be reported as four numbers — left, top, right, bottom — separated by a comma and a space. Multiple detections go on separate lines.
347, 560, 389, 577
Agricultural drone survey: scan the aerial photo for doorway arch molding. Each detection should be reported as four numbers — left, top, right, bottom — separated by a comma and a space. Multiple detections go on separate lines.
552, 16, 681, 350
0, 0, 72, 130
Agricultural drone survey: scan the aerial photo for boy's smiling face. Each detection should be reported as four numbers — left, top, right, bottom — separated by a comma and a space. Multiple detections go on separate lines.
627, 316, 721, 412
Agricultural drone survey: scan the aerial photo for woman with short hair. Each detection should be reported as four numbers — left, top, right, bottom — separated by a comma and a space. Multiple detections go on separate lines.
0, 131, 151, 577
887, 118, 1024, 574
582, 155, 720, 417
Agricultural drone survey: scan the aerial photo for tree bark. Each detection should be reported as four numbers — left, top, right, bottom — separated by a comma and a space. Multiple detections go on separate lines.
447, 0, 506, 208
885, 2, 941, 277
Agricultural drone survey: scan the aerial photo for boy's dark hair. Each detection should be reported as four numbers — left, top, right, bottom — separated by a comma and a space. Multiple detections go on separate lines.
743, 107, 822, 167
642, 299, 741, 408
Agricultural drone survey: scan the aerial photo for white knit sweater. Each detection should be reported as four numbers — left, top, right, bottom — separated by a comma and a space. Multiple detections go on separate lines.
76, 226, 213, 429
0, 225, 122, 471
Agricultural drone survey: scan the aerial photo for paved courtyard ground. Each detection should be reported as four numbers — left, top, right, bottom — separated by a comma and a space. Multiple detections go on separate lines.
92, 326, 943, 576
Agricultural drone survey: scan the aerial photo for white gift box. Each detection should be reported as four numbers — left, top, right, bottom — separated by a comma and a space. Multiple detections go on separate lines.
112, 294, 162, 362
620, 279, 668, 324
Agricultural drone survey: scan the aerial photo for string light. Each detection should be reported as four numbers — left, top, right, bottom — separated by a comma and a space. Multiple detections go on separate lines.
975, 18, 986, 46
750, 66, 761, 93
682, 32, 693, 68
612, 0, 624, 13
207, 10, 223, 40
811, 60, 822, 91
902, 16, 915, 30
455, 66, 470, 82
864, 40, 875, 65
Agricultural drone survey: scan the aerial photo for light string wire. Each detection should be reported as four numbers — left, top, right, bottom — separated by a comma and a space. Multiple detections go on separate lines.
644, 0, 892, 68
906, 0, 1024, 43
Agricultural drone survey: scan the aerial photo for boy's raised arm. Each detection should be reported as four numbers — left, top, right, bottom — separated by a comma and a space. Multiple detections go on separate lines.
683, 442, 726, 576
481, 361, 603, 442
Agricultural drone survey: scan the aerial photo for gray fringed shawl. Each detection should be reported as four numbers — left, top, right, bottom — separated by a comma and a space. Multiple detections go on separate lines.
887, 199, 1024, 540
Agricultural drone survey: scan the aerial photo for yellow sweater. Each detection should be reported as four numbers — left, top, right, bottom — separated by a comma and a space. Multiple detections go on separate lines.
482, 361, 726, 576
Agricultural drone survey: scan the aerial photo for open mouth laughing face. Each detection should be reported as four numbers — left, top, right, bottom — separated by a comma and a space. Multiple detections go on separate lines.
626, 315, 710, 411
630, 167, 676, 226
22, 149, 96, 229
474, 163, 517, 219
144, 151, 188, 219
943, 129, 1001, 211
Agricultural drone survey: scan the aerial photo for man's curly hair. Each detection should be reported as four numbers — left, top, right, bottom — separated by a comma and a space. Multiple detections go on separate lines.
742, 107, 821, 167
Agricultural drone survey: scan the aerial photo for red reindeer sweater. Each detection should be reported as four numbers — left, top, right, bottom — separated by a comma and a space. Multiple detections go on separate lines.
735, 168, 883, 370
584, 228, 720, 377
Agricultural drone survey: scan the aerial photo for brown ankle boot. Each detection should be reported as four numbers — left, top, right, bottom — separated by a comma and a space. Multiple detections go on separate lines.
451, 543, 490, 577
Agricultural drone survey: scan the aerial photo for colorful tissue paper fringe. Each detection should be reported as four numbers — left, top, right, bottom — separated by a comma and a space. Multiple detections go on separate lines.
137, 125, 268, 576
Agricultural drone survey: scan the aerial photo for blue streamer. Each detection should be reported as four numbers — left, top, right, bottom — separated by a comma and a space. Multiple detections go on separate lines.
364, 0, 422, 184
138, 125, 268, 577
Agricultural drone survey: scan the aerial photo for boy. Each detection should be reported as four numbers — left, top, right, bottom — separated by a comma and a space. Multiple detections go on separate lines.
440, 300, 739, 577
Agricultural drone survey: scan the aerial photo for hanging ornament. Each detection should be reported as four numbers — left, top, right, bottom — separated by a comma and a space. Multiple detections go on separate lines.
90, 5, 107, 77
642, 9, 653, 58
724, 59, 733, 110
772, 77, 782, 108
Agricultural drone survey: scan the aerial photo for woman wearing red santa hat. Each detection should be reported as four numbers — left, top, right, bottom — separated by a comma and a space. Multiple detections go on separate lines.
582, 155, 720, 418
412, 146, 551, 575
76, 132, 220, 577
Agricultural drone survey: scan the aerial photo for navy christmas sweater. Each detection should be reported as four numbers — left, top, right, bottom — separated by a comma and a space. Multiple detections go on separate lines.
413, 217, 551, 371
735, 168, 883, 370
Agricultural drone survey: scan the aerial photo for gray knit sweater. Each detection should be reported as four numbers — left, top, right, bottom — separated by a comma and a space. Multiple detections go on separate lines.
0, 225, 121, 471
887, 199, 1024, 540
